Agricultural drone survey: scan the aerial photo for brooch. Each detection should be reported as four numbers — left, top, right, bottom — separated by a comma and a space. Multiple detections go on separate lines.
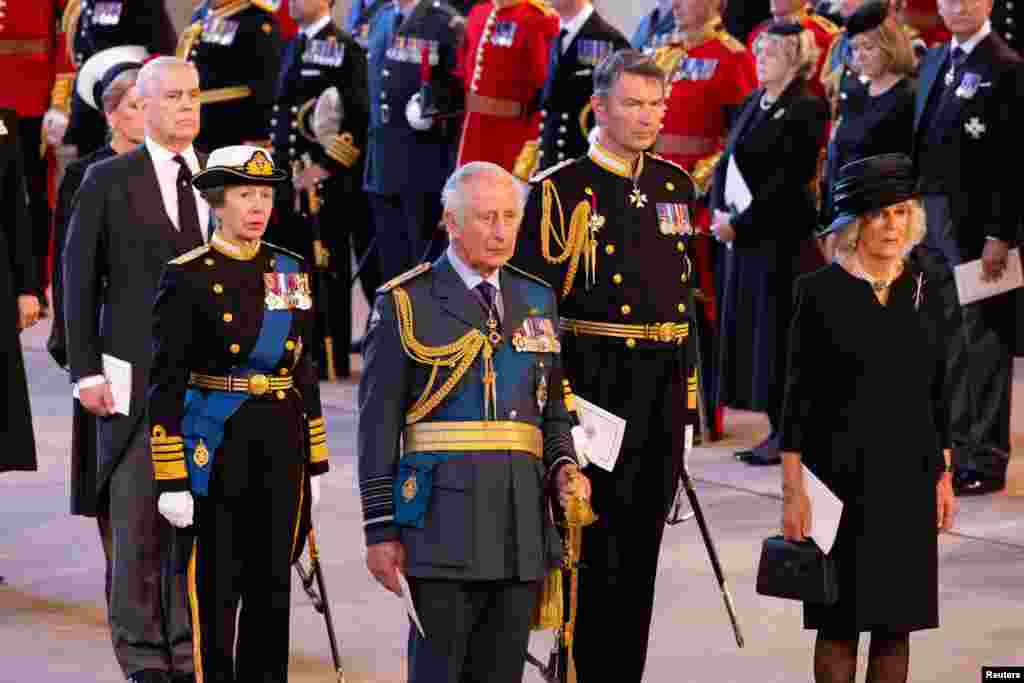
965, 117, 986, 139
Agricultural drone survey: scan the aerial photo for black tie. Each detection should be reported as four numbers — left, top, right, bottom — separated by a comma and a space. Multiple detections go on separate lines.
173, 155, 205, 249
393, 11, 404, 36
475, 281, 500, 324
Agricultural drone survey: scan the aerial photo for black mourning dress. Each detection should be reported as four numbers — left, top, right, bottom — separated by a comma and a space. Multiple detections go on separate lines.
821, 78, 915, 223
780, 261, 953, 633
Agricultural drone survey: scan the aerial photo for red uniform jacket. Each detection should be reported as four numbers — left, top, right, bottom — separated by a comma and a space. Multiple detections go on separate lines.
455, 0, 558, 171
747, 9, 840, 100
0, 0, 65, 117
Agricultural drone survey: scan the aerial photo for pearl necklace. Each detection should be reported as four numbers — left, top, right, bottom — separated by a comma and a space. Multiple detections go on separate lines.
850, 254, 902, 291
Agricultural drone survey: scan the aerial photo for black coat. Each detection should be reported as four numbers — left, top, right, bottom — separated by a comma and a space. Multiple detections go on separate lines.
913, 34, 1024, 259
0, 109, 39, 473
709, 81, 827, 420
536, 9, 628, 170
63, 146, 206, 495
780, 263, 952, 632
48, 143, 116, 513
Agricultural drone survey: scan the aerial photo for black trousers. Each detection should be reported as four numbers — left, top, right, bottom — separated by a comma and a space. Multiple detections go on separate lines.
17, 115, 51, 290
368, 192, 446, 283
406, 578, 538, 683
190, 400, 306, 683
922, 194, 1012, 481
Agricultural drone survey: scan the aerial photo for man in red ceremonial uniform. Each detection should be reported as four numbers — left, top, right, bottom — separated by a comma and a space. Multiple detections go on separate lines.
455, 0, 559, 173
652, 0, 756, 435
0, 0, 66, 297
747, 0, 839, 98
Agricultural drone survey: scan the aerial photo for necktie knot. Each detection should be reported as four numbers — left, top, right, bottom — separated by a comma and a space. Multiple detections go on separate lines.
951, 46, 966, 66
174, 155, 193, 183
475, 281, 497, 314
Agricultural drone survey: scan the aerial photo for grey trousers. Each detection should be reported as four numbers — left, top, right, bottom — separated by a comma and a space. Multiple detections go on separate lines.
97, 421, 193, 677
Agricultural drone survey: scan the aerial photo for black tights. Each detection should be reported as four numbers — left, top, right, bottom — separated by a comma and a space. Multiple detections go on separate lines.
814, 631, 909, 683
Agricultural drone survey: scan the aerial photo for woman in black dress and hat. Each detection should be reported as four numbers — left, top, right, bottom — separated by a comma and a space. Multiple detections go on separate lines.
780, 154, 958, 683
708, 21, 829, 465
821, 1, 917, 246
149, 145, 329, 682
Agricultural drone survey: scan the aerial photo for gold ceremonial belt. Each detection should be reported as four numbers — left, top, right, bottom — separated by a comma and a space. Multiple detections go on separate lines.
0, 39, 47, 56
189, 372, 293, 397
197, 85, 253, 105
560, 318, 690, 345
466, 92, 525, 119
403, 421, 543, 459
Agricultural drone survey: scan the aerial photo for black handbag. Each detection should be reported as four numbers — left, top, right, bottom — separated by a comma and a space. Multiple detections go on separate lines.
755, 535, 839, 606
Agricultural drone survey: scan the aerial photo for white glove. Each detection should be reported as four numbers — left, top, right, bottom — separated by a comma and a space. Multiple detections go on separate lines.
158, 491, 195, 528
405, 92, 433, 131
571, 425, 592, 469
42, 108, 69, 147
310, 474, 323, 510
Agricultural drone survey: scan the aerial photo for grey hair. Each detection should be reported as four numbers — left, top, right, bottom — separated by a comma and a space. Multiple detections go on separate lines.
136, 56, 196, 98
833, 199, 927, 259
593, 49, 666, 98
753, 29, 820, 81
441, 161, 524, 226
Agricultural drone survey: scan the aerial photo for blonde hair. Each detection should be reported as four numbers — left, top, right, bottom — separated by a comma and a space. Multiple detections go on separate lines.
753, 29, 820, 81
834, 199, 926, 259
873, 18, 917, 77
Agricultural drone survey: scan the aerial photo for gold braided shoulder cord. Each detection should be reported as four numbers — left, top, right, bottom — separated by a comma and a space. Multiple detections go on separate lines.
392, 287, 496, 424
541, 179, 593, 298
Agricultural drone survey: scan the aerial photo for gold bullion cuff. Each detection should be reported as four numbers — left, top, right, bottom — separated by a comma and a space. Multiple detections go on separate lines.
151, 426, 188, 481
309, 417, 328, 464
403, 421, 543, 459
197, 85, 253, 105
512, 139, 540, 182
559, 318, 690, 345
687, 368, 698, 410
691, 151, 722, 196
50, 73, 75, 113
324, 132, 361, 168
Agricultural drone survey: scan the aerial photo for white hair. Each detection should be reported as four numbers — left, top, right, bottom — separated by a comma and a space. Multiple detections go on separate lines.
441, 162, 525, 226
136, 56, 196, 98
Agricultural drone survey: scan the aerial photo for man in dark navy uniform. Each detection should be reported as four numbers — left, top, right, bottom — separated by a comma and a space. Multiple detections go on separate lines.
632, 0, 677, 49
180, 0, 283, 152
268, 0, 371, 377
364, 0, 464, 282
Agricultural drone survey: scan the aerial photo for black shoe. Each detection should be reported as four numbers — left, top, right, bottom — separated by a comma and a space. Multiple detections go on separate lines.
736, 433, 781, 465
953, 473, 1005, 496
127, 670, 171, 683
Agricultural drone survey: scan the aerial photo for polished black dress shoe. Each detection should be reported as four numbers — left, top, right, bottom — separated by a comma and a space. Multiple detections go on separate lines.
953, 473, 1005, 496
127, 670, 171, 683
737, 433, 781, 465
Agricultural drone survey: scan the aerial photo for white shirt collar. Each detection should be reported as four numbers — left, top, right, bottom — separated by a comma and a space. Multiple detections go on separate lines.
446, 245, 502, 292
952, 20, 991, 55
561, 3, 594, 52
302, 14, 332, 39
145, 136, 200, 171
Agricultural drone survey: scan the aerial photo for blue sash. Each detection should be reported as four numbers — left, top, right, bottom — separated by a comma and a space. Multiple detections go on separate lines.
183, 251, 300, 495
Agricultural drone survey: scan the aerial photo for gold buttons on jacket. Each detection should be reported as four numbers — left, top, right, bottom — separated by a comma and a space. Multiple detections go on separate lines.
678, 303, 687, 314
677, 242, 685, 253
276, 390, 286, 400
285, 340, 296, 351
621, 305, 632, 316
213, 283, 224, 294
612, 273, 623, 285
222, 313, 233, 323
204, 258, 215, 266
666, 182, 676, 191
269, 258, 276, 268
625, 338, 637, 349
605, 244, 616, 255
681, 273, 688, 284
229, 344, 241, 354
279, 368, 289, 377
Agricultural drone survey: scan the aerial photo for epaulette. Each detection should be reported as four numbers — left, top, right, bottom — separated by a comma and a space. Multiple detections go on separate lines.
808, 13, 840, 35
212, 0, 253, 20
264, 241, 305, 262
62, 0, 83, 62
527, 0, 557, 17
169, 245, 211, 266
377, 262, 432, 293
529, 157, 578, 184
714, 30, 746, 53
504, 264, 552, 289
250, 0, 278, 13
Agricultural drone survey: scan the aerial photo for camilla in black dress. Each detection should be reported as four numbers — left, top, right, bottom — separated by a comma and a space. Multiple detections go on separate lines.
780, 154, 958, 683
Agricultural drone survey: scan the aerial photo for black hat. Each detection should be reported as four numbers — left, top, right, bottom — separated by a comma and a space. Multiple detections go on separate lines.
846, 0, 888, 38
820, 153, 917, 236
764, 20, 805, 37
192, 146, 289, 191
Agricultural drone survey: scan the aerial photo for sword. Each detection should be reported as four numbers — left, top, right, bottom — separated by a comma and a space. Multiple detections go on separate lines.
294, 527, 346, 682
